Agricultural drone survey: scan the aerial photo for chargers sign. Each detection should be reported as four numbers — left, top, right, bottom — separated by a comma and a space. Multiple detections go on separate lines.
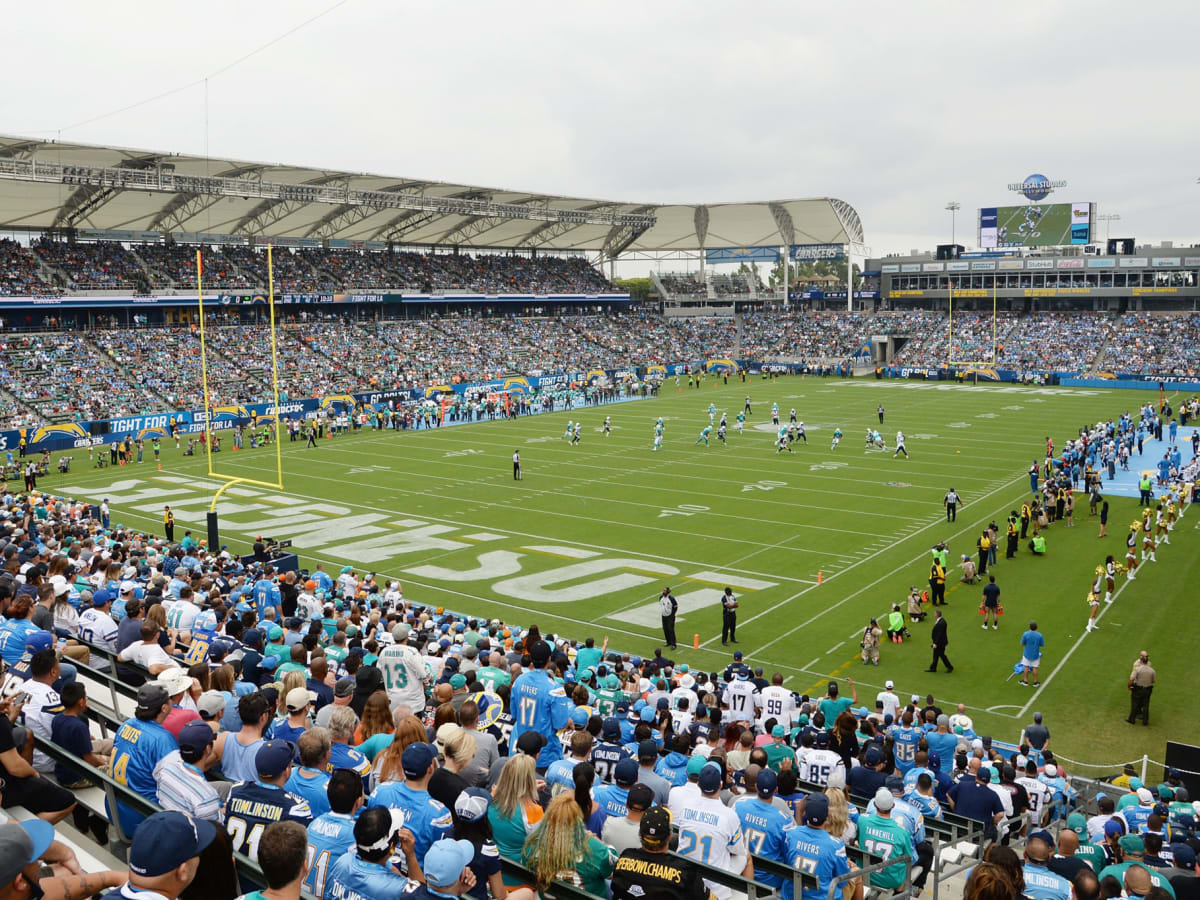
791, 243, 845, 262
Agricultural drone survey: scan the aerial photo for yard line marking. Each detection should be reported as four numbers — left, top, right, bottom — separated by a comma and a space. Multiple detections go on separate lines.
715, 471, 1027, 653
803, 658, 820, 671
827, 642, 844, 654
1017, 566, 1138, 717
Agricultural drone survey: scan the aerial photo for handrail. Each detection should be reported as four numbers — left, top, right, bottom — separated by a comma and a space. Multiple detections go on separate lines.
496, 857, 605, 900
29, 729, 320, 900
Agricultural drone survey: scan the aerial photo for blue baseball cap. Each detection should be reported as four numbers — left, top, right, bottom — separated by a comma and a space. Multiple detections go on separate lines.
0, 820, 55, 886
698, 763, 723, 793
614, 759, 639, 787
242, 628, 263, 647
128, 811, 216, 877
91, 588, 114, 607
570, 707, 589, 727
24, 630, 53, 653
402, 742, 436, 779
255, 739, 297, 778
423, 838, 475, 889
757, 768, 779, 798
804, 792, 830, 825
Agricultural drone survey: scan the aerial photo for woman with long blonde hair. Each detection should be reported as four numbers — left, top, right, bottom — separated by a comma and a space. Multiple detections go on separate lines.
488, 754, 545, 893
521, 793, 614, 897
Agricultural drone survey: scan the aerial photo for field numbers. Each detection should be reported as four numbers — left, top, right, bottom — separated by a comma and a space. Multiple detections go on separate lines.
658, 504, 710, 518
742, 480, 787, 492
443, 448, 484, 457
1002, 405, 1024, 411
910, 433, 938, 440
809, 461, 848, 472
976, 413, 997, 419
947, 422, 972, 428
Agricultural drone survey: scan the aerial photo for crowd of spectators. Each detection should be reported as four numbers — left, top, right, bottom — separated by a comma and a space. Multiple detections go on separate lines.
0, 239, 59, 297
1100, 313, 1200, 377
0, 484, 1196, 900
32, 240, 146, 291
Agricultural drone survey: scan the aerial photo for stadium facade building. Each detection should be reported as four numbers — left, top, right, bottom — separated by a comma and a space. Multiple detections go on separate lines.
863, 247, 1199, 313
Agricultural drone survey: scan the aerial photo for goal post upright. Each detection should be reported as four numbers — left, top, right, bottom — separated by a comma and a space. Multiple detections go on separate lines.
195, 246, 286, 552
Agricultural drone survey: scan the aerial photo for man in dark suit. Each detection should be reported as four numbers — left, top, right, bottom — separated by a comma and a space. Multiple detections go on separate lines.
927, 610, 953, 673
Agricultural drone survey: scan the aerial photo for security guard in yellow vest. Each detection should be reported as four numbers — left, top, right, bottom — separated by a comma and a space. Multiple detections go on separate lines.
1006, 513, 1019, 558
1020, 502, 1032, 539
929, 559, 946, 606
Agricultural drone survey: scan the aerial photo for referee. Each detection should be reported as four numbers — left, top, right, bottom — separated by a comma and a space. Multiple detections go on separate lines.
944, 487, 962, 522
512, 449, 522, 480
720, 587, 738, 645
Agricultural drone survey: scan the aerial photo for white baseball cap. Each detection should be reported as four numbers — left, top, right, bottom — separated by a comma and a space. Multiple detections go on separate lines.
885, 680, 894, 689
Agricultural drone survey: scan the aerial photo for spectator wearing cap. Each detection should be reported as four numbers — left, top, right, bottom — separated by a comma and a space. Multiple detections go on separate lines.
730, 767, 793, 892
0, 818, 122, 900
97, 810, 216, 900
1159, 844, 1198, 899
818, 679, 857, 725
153, 719, 221, 821
1021, 829, 1074, 900
223, 739, 313, 864
196, 690, 226, 733
849, 745, 888, 797
595, 758, 640, 819
451, 786, 535, 900
781, 792, 860, 900
110, 681, 178, 835
218, 688, 271, 771
631, 738, 671, 806
592, 717, 633, 784
1099, 834, 1179, 897
674, 761, 752, 896
323, 806, 413, 900
1124, 787, 1158, 833
765, 724, 797, 774
157, 669, 200, 739
368, 741, 452, 863
610, 803, 715, 900
315, 676, 355, 729
508, 640, 572, 772
859, 785, 916, 892
273, 686, 316, 748
602, 782, 655, 854
301, 769, 364, 897
408, 837, 486, 899
949, 766, 1006, 837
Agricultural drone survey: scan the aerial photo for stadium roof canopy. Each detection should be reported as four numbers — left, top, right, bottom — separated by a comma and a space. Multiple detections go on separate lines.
0, 135, 863, 256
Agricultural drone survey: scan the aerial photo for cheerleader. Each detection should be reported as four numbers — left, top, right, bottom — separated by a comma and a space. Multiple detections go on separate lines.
1104, 554, 1117, 603
1125, 523, 1140, 579
1085, 586, 1101, 633
1155, 503, 1170, 544
1142, 510, 1157, 563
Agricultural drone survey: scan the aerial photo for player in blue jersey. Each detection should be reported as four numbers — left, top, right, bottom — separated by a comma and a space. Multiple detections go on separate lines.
366, 742, 453, 864
253, 567, 282, 621
223, 740, 313, 865
110, 682, 180, 837
324, 806, 415, 899
303, 770, 364, 897
508, 640, 573, 770
733, 768, 795, 891
781, 794, 858, 900
889, 713, 923, 774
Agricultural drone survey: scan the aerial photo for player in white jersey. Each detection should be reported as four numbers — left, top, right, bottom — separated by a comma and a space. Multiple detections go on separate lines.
757, 677, 797, 732
571, 422, 582, 445
677, 765, 751, 900
771, 403, 780, 426
377, 632, 434, 714
717, 423, 728, 445
801, 734, 846, 787
776, 426, 792, 454
719, 412, 727, 429
603, 416, 611, 436
894, 431, 908, 458
795, 421, 807, 445
789, 408, 797, 424
722, 673, 758, 725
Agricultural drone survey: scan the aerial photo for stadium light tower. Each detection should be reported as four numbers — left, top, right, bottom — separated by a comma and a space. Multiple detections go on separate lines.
1097, 212, 1121, 241
945, 202, 961, 246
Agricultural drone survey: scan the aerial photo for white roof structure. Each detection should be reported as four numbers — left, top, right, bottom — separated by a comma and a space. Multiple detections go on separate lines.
0, 135, 863, 255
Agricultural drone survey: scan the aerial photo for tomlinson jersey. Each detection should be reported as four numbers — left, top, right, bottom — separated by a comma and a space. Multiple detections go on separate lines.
676, 794, 746, 900
224, 780, 313, 863
305, 811, 357, 897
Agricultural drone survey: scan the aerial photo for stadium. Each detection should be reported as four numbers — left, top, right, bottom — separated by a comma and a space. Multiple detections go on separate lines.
1, 36, 1199, 900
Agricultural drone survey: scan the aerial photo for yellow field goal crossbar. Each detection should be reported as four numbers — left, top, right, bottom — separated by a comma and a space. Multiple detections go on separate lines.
196, 246, 285, 513
947, 279, 998, 368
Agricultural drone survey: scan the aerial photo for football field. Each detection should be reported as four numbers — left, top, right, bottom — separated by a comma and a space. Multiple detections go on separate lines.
996, 203, 1073, 247
52, 377, 1199, 768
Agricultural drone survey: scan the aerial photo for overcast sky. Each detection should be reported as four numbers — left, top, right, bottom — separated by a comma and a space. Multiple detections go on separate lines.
6, 0, 1199, 264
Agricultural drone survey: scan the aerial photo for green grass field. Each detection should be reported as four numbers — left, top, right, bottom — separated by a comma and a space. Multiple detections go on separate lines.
50, 378, 1199, 769
995, 202, 1072, 247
